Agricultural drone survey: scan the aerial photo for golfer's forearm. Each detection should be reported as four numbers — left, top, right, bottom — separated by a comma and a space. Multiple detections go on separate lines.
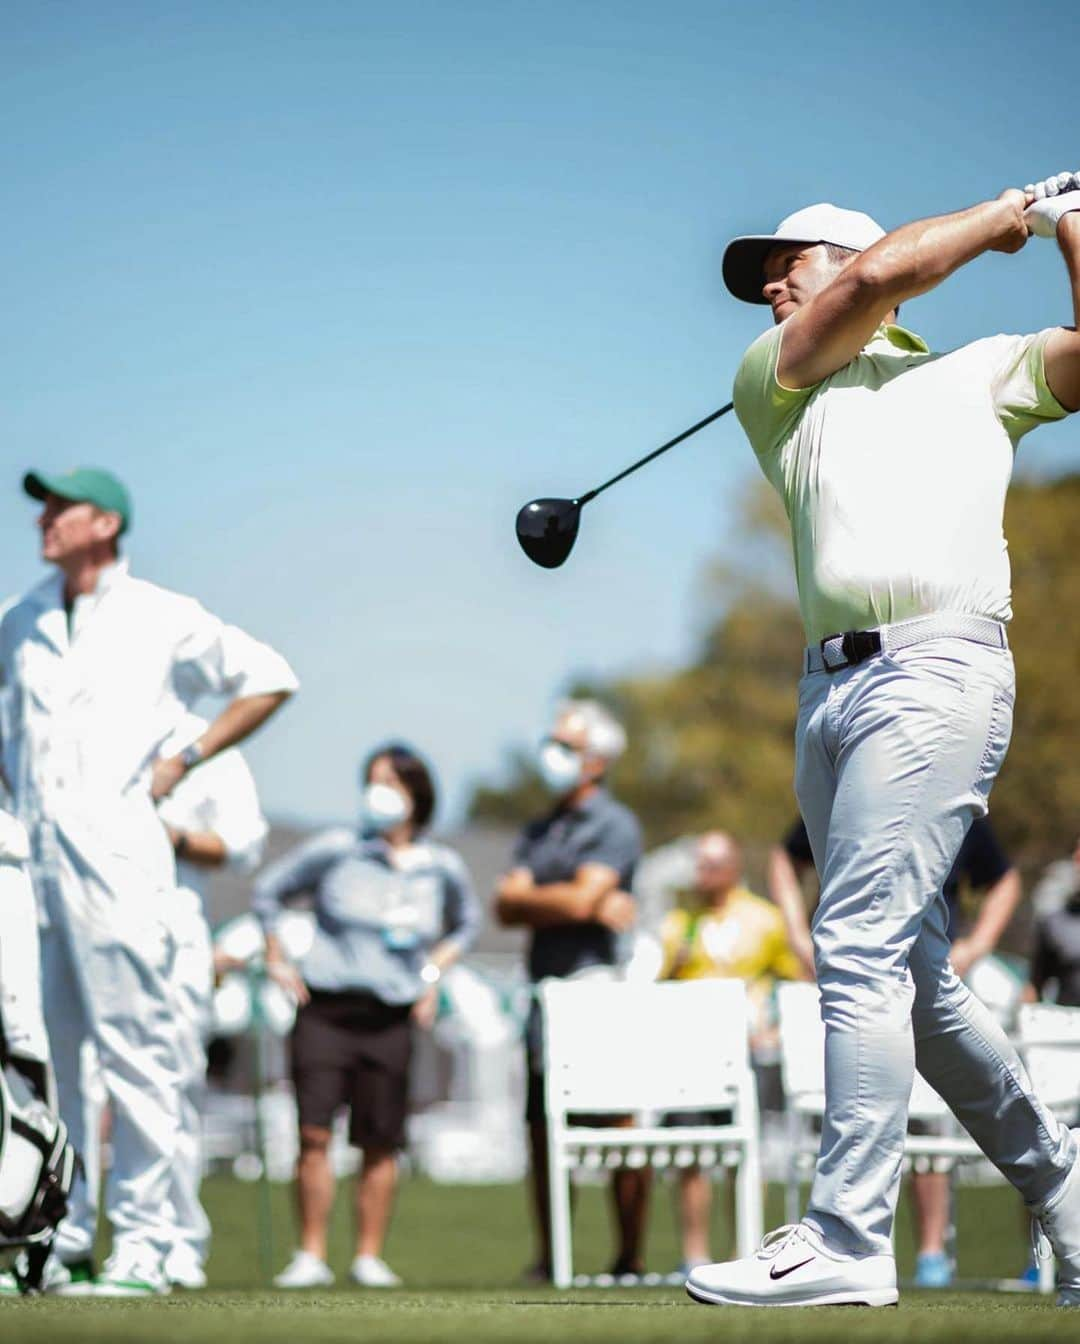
1042, 214, 1080, 411
1061, 214, 1080, 325
966, 869, 1023, 959
855, 200, 1019, 306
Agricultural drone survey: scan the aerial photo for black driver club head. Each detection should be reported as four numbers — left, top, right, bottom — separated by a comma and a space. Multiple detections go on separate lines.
515, 497, 582, 569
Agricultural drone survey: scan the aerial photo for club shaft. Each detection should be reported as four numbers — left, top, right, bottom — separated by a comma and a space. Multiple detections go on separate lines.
578, 402, 735, 506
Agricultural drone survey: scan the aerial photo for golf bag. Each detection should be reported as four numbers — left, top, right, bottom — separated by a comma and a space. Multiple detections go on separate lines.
0, 1054, 77, 1291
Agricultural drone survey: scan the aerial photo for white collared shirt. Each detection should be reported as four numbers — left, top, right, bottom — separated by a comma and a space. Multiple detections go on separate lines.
0, 559, 297, 894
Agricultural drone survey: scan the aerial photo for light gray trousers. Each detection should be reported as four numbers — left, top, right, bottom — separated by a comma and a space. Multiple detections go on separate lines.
795, 634, 1075, 1255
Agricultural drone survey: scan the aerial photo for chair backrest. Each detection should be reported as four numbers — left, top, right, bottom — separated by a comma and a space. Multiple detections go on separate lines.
540, 979, 749, 1116
777, 981, 950, 1118
1017, 1003, 1080, 1110
776, 982, 824, 1102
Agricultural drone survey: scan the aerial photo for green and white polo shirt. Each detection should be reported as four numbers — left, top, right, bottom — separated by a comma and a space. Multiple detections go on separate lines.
733, 321, 1071, 643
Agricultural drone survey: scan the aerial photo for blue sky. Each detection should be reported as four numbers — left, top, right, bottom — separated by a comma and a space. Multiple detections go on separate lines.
4, 1, 1079, 827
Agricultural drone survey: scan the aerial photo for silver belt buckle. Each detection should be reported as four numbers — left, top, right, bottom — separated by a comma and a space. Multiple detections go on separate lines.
819, 633, 847, 674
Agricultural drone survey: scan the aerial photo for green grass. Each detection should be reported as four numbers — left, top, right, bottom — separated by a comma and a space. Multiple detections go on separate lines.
1, 1176, 1074, 1342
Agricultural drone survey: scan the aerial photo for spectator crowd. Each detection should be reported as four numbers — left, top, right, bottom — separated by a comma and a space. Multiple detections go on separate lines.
1, 466, 1079, 1295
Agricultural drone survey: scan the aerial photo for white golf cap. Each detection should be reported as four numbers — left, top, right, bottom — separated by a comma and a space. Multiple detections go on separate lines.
722, 203, 886, 304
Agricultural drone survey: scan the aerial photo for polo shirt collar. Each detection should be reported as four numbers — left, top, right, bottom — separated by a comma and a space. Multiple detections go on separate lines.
868, 323, 930, 355
555, 785, 609, 820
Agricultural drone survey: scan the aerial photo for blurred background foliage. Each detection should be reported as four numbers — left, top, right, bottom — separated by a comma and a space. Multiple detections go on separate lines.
468, 473, 1080, 869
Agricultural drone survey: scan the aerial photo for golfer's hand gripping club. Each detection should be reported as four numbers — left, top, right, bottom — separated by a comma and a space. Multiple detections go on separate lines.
1023, 170, 1080, 238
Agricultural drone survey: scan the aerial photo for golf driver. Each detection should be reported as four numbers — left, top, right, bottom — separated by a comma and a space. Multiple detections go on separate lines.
515, 402, 734, 568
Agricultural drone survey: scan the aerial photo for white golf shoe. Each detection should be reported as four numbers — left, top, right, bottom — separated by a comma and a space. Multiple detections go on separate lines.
273, 1249, 335, 1289
94, 1248, 170, 1297
349, 1254, 402, 1287
164, 1249, 208, 1290
1034, 1129, 1080, 1307
685, 1223, 898, 1308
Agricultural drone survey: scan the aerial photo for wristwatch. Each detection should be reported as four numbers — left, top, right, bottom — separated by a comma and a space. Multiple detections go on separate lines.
179, 741, 204, 770
420, 963, 442, 986
174, 830, 191, 860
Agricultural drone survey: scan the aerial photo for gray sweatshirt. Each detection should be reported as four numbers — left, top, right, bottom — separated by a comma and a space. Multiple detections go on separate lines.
253, 829, 480, 1004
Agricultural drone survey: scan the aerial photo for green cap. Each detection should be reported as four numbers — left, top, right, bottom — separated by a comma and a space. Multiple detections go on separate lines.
23, 467, 133, 535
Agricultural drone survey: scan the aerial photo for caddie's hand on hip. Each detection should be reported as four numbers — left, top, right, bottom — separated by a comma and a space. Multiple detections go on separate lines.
151, 752, 187, 800
1023, 170, 1080, 237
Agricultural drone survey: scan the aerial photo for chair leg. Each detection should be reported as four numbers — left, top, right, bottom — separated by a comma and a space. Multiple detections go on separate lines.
1038, 1248, 1056, 1296
785, 1110, 801, 1226
549, 1136, 574, 1288
944, 1165, 958, 1276
735, 1139, 764, 1257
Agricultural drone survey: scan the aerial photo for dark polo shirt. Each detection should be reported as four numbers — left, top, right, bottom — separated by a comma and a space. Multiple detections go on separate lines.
784, 813, 1011, 942
1031, 897, 1080, 1008
513, 787, 642, 982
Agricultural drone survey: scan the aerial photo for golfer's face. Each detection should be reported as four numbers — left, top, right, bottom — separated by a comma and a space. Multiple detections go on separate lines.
762, 243, 837, 323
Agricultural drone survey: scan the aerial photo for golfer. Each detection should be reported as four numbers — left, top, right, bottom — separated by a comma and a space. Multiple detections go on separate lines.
0, 467, 297, 1295
254, 742, 479, 1291
687, 173, 1080, 1309
768, 813, 1024, 1288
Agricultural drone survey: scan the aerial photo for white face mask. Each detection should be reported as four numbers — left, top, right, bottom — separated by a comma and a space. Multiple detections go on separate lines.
537, 741, 584, 795
361, 782, 412, 834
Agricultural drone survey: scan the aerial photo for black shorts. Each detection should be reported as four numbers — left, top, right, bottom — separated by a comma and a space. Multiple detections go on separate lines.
525, 1064, 633, 1130
662, 1108, 734, 1128
290, 990, 412, 1150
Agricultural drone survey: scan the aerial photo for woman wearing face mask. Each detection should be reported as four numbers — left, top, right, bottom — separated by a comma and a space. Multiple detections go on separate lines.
253, 742, 480, 1291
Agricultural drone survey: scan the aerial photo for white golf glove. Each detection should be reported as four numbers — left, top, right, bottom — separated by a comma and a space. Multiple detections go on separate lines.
1023, 170, 1080, 237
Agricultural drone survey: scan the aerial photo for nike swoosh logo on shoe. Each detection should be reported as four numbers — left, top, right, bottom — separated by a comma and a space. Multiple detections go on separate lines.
769, 1257, 815, 1280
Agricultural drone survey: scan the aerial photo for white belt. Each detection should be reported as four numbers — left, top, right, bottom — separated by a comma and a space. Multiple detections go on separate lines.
804, 613, 1008, 675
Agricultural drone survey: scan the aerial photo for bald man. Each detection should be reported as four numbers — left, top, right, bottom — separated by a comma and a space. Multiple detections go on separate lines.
659, 832, 804, 1269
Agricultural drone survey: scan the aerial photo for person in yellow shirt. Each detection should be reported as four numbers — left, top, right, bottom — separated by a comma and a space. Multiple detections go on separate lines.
660, 831, 804, 1271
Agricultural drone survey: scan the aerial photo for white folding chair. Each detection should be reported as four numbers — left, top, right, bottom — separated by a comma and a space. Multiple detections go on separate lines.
777, 982, 981, 1257
1017, 1003, 1080, 1295
540, 978, 763, 1288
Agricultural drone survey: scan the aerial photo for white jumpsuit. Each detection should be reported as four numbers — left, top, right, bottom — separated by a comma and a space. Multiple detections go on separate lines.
156, 722, 268, 1281
0, 809, 52, 1092
0, 560, 297, 1269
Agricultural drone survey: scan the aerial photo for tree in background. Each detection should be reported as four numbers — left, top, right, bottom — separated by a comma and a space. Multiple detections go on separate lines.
998, 473, 1080, 859
470, 475, 1080, 864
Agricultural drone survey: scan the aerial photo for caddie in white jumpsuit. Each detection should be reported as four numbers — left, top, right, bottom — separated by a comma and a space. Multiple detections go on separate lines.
0, 467, 297, 1295
156, 715, 268, 1289
687, 173, 1080, 1308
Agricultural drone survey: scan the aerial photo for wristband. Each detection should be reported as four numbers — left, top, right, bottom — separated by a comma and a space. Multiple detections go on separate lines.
179, 741, 205, 770
174, 830, 191, 860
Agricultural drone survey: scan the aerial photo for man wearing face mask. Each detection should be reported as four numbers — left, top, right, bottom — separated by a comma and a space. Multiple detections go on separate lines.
254, 742, 480, 1290
495, 699, 644, 1282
